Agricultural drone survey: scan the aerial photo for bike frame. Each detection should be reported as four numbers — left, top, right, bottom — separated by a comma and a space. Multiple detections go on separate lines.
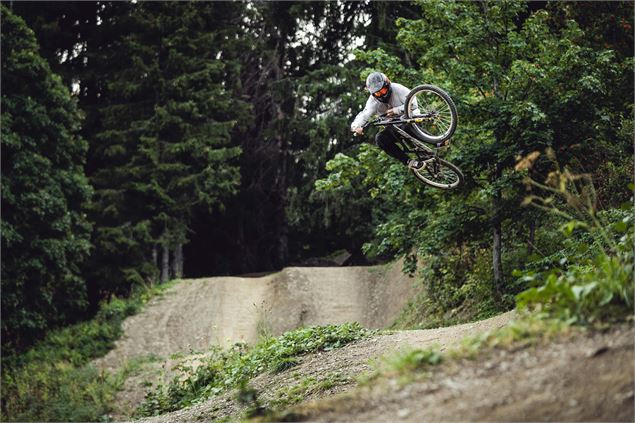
368, 116, 449, 162
357, 112, 463, 189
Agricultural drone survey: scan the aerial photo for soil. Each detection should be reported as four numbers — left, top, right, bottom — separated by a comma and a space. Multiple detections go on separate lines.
288, 323, 634, 423
94, 262, 634, 422
131, 312, 515, 422
94, 262, 414, 374
93, 261, 417, 418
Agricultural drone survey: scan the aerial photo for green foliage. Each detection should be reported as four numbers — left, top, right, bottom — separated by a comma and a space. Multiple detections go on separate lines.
234, 371, 352, 422
515, 211, 634, 324
0, 6, 93, 352
86, 1, 246, 294
514, 159, 634, 324
136, 323, 371, 417
1, 361, 121, 422
455, 313, 574, 358
0, 280, 176, 422
384, 348, 443, 375
263, 372, 351, 418
516, 254, 633, 324
393, 244, 508, 330
317, 0, 633, 327
367, 313, 574, 388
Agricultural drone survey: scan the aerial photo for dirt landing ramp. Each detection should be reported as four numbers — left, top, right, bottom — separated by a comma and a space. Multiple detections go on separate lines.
94, 262, 414, 372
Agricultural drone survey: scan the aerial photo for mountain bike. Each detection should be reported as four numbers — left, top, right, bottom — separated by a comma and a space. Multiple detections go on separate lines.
362, 84, 464, 189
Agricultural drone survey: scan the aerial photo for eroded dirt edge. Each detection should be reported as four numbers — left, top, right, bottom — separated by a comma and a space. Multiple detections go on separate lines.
133, 312, 515, 422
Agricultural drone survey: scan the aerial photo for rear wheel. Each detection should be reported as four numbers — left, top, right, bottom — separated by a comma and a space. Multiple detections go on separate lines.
411, 157, 463, 189
405, 85, 457, 143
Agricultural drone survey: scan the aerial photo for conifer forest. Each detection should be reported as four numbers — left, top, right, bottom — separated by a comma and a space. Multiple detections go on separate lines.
1, 2, 633, 421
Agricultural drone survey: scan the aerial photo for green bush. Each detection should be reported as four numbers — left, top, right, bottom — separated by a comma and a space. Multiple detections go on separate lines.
1, 359, 123, 422
136, 322, 371, 417
392, 242, 508, 330
1, 280, 177, 422
513, 156, 634, 324
516, 224, 634, 324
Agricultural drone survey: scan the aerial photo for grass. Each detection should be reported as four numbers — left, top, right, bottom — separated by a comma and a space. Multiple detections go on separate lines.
361, 311, 581, 392
135, 322, 372, 417
253, 311, 590, 423
269, 372, 352, 409
241, 372, 353, 422
1, 279, 181, 422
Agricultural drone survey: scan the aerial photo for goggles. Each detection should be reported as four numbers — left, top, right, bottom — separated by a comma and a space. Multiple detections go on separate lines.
372, 85, 389, 98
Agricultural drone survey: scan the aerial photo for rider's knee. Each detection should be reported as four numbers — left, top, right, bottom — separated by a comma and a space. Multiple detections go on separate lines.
375, 131, 388, 148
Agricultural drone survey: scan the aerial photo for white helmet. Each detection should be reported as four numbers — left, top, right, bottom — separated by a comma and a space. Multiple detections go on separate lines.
366, 72, 392, 103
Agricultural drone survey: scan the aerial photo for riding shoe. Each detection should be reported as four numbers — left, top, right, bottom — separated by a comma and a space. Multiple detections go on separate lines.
407, 158, 424, 170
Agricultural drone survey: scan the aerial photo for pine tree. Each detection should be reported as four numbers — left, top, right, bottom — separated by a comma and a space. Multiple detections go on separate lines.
191, 2, 382, 274
86, 2, 247, 293
1, 6, 93, 352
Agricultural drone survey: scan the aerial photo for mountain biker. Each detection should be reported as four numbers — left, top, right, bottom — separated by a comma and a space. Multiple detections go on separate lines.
351, 72, 423, 169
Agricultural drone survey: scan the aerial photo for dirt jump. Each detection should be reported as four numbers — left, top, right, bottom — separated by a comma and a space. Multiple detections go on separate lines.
93, 262, 633, 422
94, 261, 414, 373
135, 312, 516, 423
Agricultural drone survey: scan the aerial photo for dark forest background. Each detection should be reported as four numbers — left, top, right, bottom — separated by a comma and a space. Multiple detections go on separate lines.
2, 0, 633, 356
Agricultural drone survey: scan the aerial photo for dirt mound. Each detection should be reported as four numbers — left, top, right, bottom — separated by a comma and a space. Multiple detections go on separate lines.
94, 261, 414, 373
134, 312, 515, 423
293, 323, 634, 422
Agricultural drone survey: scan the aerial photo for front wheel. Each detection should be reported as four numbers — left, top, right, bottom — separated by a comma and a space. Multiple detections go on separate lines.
405, 85, 457, 144
411, 157, 463, 189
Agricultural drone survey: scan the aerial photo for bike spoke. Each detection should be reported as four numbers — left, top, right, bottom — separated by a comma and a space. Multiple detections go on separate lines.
436, 120, 450, 132
407, 85, 457, 143
427, 167, 457, 184
412, 91, 455, 138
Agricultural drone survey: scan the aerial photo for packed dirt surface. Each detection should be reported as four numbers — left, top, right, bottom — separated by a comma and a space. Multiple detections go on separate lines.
289, 323, 634, 423
134, 312, 514, 422
94, 262, 633, 423
92, 261, 417, 418
94, 261, 414, 374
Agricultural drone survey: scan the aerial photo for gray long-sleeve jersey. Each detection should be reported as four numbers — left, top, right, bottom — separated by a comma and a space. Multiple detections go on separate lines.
350, 82, 414, 130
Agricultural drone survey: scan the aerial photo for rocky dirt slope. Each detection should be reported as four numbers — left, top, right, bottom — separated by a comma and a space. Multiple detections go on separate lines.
137, 312, 515, 423
288, 323, 634, 422
94, 262, 414, 373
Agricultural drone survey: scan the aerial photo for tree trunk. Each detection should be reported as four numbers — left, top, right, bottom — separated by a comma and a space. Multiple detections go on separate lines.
152, 244, 159, 284
172, 243, 183, 279
270, 38, 290, 269
493, 218, 503, 288
161, 242, 170, 283
275, 133, 289, 267
492, 163, 504, 294
528, 221, 536, 255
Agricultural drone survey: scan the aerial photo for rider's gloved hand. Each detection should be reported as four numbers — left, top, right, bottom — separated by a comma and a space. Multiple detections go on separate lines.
386, 107, 399, 117
353, 127, 364, 136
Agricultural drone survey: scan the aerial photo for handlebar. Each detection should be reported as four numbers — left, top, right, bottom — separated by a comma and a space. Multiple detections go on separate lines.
356, 111, 436, 131
355, 113, 431, 136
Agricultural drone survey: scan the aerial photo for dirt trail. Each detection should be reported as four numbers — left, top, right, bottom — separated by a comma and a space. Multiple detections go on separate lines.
135, 312, 515, 423
94, 262, 632, 423
292, 323, 634, 423
94, 262, 413, 373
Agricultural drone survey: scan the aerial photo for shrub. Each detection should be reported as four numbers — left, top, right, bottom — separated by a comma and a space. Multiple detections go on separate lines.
1, 280, 177, 422
516, 227, 633, 324
136, 323, 371, 417
514, 153, 634, 324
